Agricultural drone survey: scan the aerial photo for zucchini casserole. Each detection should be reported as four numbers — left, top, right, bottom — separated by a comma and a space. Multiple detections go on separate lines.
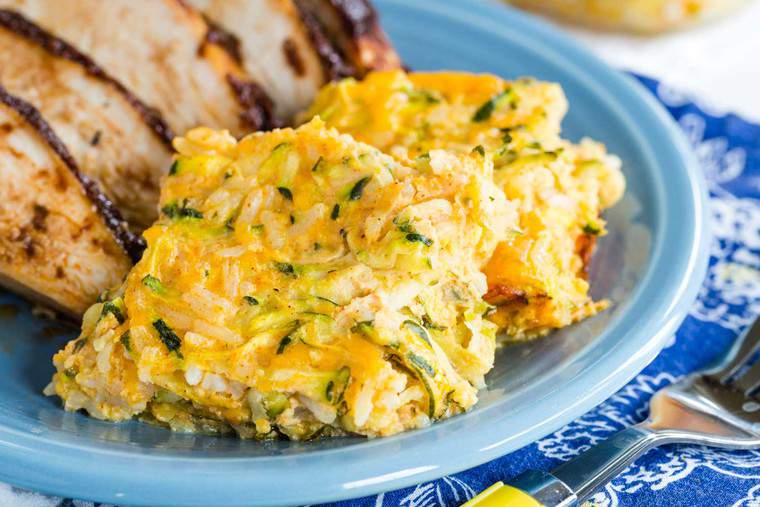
48, 119, 517, 439
302, 71, 625, 338
48, 70, 625, 439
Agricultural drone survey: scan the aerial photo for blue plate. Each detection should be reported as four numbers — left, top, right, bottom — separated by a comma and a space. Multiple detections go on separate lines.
0, 0, 709, 505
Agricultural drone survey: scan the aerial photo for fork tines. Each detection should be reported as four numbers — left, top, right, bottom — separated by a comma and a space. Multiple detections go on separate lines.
707, 317, 760, 394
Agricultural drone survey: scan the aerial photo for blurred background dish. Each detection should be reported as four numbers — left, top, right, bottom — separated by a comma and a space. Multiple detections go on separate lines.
508, 0, 749, 33
508, 0, 760, 123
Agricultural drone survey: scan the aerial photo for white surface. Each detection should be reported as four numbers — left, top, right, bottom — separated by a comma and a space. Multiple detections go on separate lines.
539, 1, 760, 121
0, 483, 57, 507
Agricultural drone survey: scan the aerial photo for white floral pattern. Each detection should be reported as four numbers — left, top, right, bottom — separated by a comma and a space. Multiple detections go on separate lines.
392, 476, 475, 507
679, 110, 760, 332
678, 113, 747, 187
734, 483, 760, 507
693, 194, 760, 332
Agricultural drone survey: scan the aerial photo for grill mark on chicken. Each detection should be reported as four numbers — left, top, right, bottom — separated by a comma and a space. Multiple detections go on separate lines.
293, 0, 354, 81
203, 16, 243, 64
297, 0, 400, 74
283, 37, 306, 77
329, 0, 401, 71
0, 85, 144, 262
31, 203, 48, 231
330, 0, 376, 37
186, 0, 347, 120
189, 8, 283, 132
227, 74, 281, 131
0, 9, 174, 148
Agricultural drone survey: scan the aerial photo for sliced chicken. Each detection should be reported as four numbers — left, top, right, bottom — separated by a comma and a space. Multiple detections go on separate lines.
186, 0, 400, 121
0, 86, 134, 316
0, 10, 174, 230
1, 0, 278, 136
294, 0, 401, 74
189, 0, 350, 121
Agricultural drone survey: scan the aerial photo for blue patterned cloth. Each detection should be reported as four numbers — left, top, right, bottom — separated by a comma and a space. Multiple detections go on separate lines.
4, 76, 759, 507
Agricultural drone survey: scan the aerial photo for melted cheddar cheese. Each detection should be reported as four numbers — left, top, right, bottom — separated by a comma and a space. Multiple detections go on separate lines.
301, 71, 625, 338
49, 119, 517, 438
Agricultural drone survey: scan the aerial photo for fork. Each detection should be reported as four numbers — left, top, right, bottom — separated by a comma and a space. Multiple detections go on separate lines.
464, 316, 760, 507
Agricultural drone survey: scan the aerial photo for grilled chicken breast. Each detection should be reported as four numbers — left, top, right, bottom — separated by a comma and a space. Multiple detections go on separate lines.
0, 0, 400, 316
294, 0, 401, 74
187, 0, 401, 121
1, 0, 278, 136
0, 10, 173, 230
0, 87, 133, 316
188, 0, 347, 122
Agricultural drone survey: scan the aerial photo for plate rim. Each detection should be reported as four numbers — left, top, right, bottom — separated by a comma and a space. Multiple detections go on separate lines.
0, 0, 710, 505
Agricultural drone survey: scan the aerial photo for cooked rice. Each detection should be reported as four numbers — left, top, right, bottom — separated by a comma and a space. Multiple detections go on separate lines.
48, 118, 517, 439
301, 71, 626, 338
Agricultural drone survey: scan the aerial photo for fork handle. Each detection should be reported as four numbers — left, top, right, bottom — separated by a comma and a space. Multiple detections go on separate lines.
465, 424, 660, 506
550, 424, 657, 500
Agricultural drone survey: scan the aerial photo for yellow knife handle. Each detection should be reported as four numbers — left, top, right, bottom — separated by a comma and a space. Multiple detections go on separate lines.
462, 471, 577, 507
462, 482, 543, 507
